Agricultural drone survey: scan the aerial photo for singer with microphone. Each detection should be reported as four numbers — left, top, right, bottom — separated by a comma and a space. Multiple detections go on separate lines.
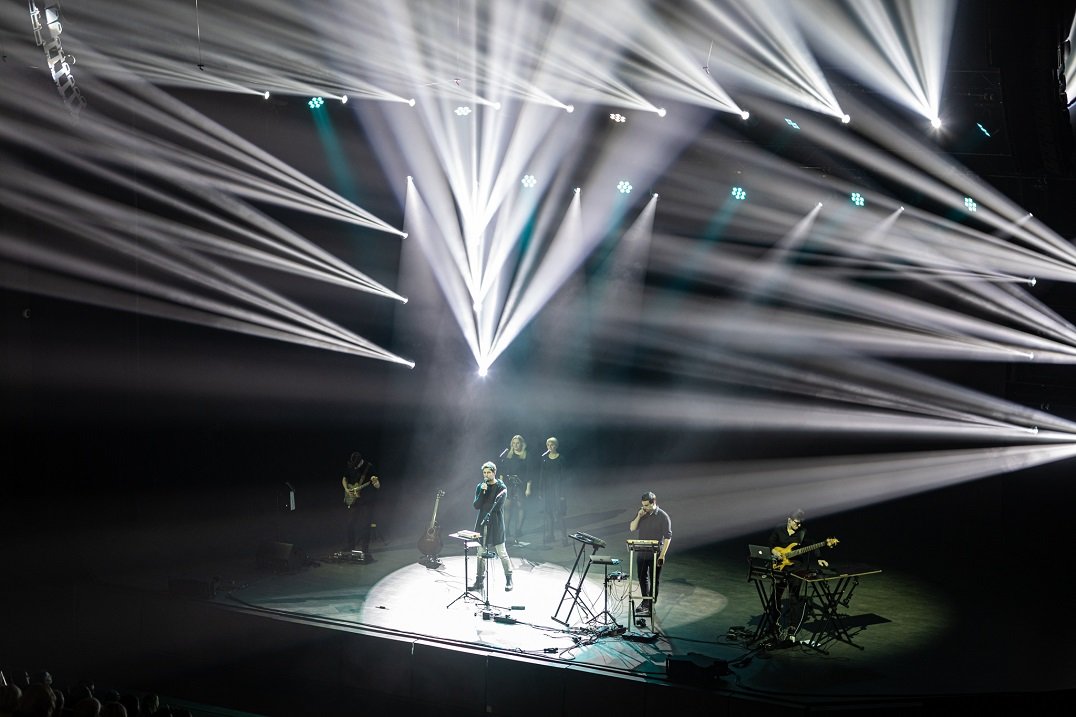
470, 461, 514, 592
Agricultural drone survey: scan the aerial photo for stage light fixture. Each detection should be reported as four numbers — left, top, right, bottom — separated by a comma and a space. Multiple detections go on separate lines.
784, 118, 800, 130
731, 186, 747, 201
408, 98, 416, 107
478, 366, 489, 377
493, 102, 502, 110
963, 196, 977, 213
1027, 277, 1037, 286
521, 174, 537, 188
573, 187, 580, 194
656, 107, 666, 118
850, 192, 866, 207
455, 106, 472, 116
841, 114, 851, 124
341, 95, 349, 105
617, 180, 633, 194
262, 91, 270, 100
307, 97, 324, 109
566, 105, 575, 113
740, 110, 750, 120
610, 113, 626, 123
930, 116, 942, 129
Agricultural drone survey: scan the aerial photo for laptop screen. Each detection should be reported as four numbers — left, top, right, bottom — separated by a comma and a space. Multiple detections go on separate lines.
747, 544, 771, 560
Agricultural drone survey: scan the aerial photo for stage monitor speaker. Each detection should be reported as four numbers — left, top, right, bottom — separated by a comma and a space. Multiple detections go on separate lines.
257, 541, 300, 572
666, 653, 731, 685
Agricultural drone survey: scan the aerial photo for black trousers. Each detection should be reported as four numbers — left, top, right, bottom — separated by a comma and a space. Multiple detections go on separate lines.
771, 573, 808, 631
637, 555, 662, 602
345, 502, 374, 554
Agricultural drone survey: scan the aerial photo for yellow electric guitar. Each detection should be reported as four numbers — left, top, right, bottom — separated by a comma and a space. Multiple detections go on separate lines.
771, 537, 839, 571
343, 476, 378, 507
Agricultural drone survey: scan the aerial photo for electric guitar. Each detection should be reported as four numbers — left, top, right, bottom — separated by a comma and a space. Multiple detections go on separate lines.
417, 490, 446, 556
343, 477, 377, 507
771, 537, 839, 571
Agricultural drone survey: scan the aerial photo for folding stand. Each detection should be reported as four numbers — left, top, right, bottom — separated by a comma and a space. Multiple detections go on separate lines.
747, 558, 783, 644
789, 565, 882, 653
551, 533, 605, 625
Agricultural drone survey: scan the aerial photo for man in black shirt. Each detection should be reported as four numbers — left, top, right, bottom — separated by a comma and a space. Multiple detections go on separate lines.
628, 491, 671, 617
341, 451, 381, 562
767, 509, 830, 571
766, 509, 831, 634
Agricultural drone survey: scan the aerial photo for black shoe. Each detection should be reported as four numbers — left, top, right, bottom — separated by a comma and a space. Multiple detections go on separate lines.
505, 574, 514, 592
469, 580, 484, 592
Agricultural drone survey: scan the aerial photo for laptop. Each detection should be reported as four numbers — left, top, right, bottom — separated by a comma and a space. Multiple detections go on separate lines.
747, 544, 772, 561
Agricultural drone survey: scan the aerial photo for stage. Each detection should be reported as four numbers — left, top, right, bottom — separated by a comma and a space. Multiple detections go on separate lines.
4, 462, 1076, 715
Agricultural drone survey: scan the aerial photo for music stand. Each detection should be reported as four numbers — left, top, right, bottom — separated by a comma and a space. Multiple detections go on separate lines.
446, 530, 483, 609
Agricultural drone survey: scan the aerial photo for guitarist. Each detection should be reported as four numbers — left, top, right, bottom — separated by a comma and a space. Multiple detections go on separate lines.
768, 510, 829, 572
766, 509, 829, 635
341, 451, 381, 562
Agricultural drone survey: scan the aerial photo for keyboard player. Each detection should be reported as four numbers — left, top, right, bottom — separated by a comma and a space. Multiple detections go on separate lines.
628, 491, 672, 616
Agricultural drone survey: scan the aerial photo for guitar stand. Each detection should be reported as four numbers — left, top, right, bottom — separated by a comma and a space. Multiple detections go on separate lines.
419, 554, 442, 569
